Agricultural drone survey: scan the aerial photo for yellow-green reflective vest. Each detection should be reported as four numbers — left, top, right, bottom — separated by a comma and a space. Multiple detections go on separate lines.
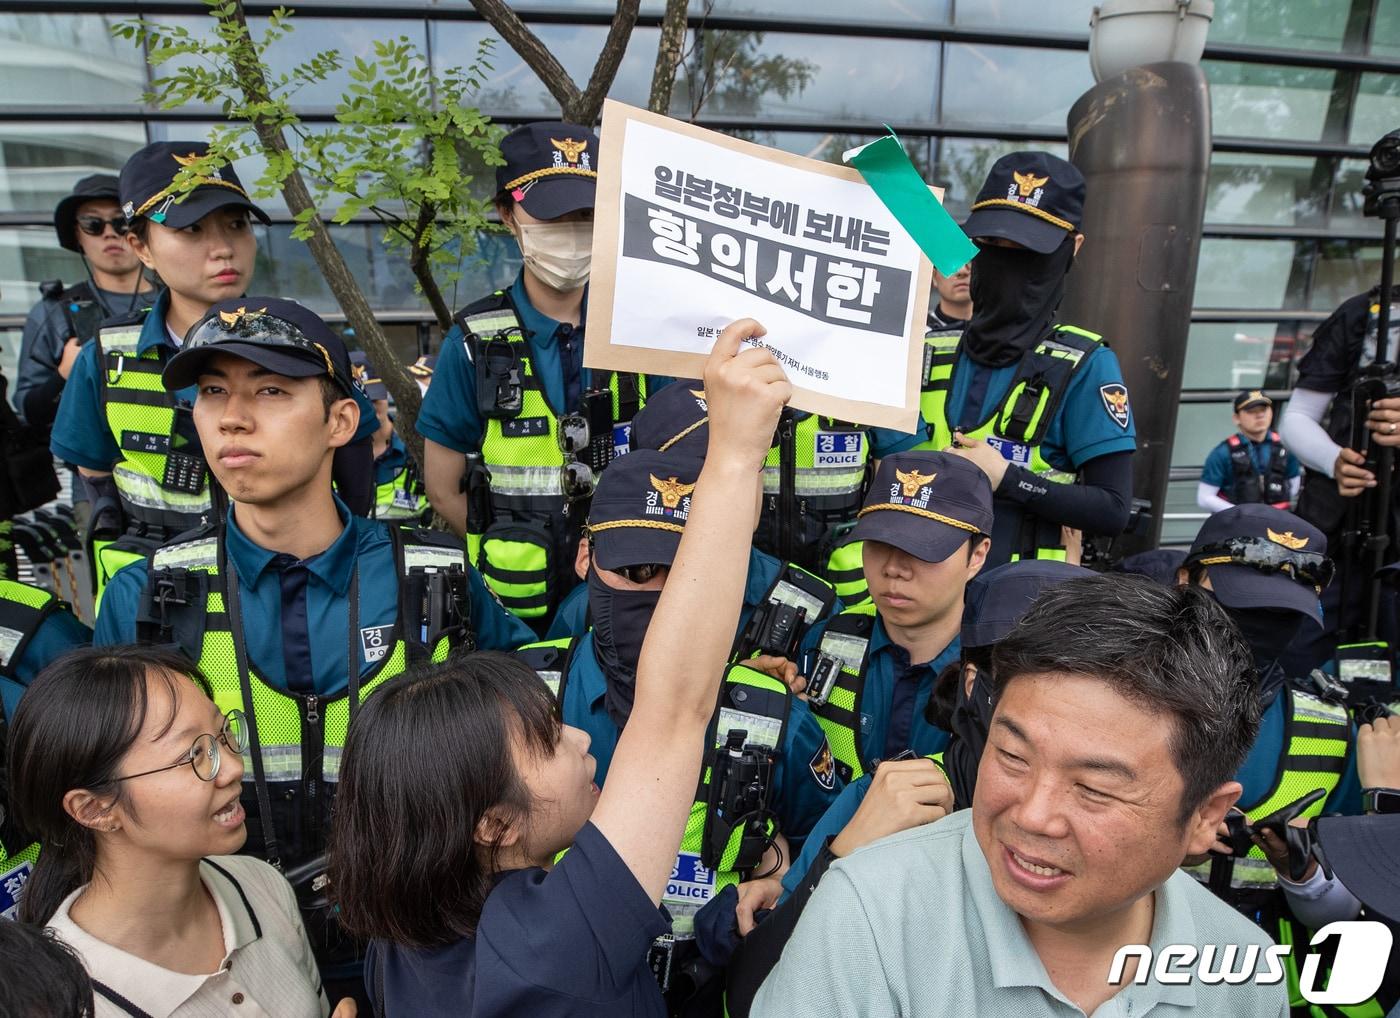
914, 325, 1105, 562
458, 293, 648, 621
373, 459, 429, 523
807, 601, 879, 784
759, 413, 873, 602
145, 527, 460, 867
516, 642, 789, 939
0, 581, 53, 916
1183, 688, 1361, 1014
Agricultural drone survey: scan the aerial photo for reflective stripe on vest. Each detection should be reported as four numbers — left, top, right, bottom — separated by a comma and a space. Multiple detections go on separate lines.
1185, 689, 1349, 894
825, 538, 868, 604
97, 325, 212, 524
374, 466, 428, 521
810, 602, 879, 782
148, 534, 455, 787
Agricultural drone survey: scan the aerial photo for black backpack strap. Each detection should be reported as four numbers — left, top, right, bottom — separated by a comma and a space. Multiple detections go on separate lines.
0, 586, 59, 681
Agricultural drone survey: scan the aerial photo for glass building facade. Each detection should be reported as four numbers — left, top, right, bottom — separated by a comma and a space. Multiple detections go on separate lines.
1, 0, 1397, 541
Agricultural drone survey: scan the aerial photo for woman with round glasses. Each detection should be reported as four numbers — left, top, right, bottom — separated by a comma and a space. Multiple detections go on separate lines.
8, 645, 341, 1018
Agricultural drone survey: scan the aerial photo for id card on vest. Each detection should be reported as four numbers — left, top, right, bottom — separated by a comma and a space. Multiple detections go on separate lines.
0, 626, 21, 669
717, 708, 783, 751
815, 429, 864, 468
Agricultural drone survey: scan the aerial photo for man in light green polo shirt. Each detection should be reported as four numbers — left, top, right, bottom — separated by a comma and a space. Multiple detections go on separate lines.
753, 574, 1288, 1017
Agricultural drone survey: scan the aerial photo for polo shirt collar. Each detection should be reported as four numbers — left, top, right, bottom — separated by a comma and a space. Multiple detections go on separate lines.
958, 813, 1197, 1010
136, 288, 176, 356
870, 616, 961, 671
46, 859, 262, 1018
509, 271, 588, 351
226, 494, 358, 595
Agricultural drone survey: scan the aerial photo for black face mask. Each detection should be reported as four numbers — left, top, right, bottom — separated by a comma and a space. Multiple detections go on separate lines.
961, 237, 1076, 368
1218, 601, 1306, 702
588, 566, 662, 728
944, 661, 995, 810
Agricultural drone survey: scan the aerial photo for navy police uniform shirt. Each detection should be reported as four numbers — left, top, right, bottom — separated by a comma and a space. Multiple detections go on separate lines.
96, 497, 533, 693
1201, 433, 1300, 497
417, 273, 672, 454
0, 608, 91, 720
559, 632, 844, 853
367, 821, 669, 1018
545, 545, 845, 642
799, 612, 961, 767
51, 288, 378, 471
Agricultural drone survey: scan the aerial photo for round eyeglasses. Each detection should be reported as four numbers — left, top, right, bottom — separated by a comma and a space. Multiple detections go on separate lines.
116, 709, 248, 783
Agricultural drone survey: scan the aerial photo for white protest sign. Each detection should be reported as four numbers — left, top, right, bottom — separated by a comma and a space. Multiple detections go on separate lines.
587, 100, 934, 433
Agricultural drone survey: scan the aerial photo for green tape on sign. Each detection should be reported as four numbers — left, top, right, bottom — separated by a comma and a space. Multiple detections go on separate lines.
844, 131, 978, 276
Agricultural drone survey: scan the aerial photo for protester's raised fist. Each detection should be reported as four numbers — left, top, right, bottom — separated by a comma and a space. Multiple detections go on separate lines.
703, 318, 791, 472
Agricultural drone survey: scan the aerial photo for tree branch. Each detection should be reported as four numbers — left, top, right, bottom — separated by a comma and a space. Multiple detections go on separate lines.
572, 0, 641, 124
217, 0, 426, 467
648, 0, 688, 115
469, 0, 580, 116
409, 199, 455, 331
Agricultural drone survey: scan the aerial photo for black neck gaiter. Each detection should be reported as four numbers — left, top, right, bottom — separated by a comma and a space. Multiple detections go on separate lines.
588, 566, 662, 728
1218, 601, 1306, 703
961, 238, 1076, 368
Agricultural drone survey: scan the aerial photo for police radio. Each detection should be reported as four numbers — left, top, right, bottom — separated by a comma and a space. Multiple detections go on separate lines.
805, 652, 842, 707
702, 729, 776, 874
478, 336, 523, 420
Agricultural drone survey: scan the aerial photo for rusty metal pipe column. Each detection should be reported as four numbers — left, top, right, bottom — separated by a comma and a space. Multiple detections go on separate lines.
1059, 60, 1211, 552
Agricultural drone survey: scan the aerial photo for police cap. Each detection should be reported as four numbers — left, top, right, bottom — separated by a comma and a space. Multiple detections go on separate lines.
1184, 504, 1329, 625
497, 122, 599, 221
119, 141, 271, 230
53, 173, 121, 252
1233, 389, 1272, 412
852, 452, 994, 564
961, 151, 1084, 254
629, 379, 710, 458
961, 560, 1095, 649
587, 450, 703, 570
164, 297, 356, 398
349, 350, 389, 401
1313, 813, 1400, 922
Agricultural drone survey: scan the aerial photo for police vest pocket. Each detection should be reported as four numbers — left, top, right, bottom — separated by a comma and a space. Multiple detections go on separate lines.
479, 520, 555, 620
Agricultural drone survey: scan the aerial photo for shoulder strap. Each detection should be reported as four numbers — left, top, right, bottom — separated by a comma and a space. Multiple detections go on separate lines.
516, 636, 580, 703
0, 581, 58, 679
994, 326, 1104, 446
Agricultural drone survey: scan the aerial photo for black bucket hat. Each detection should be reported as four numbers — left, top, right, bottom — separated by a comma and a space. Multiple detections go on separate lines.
54, 173, 122, 252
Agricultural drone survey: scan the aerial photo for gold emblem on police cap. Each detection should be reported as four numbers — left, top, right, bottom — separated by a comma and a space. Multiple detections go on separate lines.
650, 474, 696, 509
895, 468, 936, 498
1013, 171, 1049, 198
1266, 528, 1309, 551
551, 138, 588, 165
218, 305, 267, 328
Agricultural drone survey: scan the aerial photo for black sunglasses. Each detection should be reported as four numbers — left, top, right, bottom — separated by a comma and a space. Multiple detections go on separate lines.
1187, 536, 1335, 590
76, 215, 131, 238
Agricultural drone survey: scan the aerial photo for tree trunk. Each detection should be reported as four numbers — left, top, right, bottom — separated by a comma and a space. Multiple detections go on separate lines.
572, 0, 641, 125
648, 0, 688, 114
217, 0, 425, 468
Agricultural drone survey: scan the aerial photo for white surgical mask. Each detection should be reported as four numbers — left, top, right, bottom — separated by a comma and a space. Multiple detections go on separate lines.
515, 220, 593, 292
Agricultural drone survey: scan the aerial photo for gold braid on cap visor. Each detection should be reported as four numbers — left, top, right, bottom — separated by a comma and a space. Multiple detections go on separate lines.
135, 177, 252, 218
969, 198, 1075, 234
1193, 554, 1323, 595
857, 502, 980, 533
658, 417, 709, 453
587, 519, 685, 535
503, 166, 599, 191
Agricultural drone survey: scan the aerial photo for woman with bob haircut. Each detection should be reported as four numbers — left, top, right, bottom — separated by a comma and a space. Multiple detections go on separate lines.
8, 644, 352, 1017
327, 319, 791, 1016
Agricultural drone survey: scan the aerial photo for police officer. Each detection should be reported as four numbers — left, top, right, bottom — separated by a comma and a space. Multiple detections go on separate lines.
794, 451, 993, 786
545, 379, 843, 651
1197, 389, 1301, 514
515, 447, 841, 1015
927, 261, 972, 334
349, 351, 429, 523
1177, 504, 1371, 1016
722, 558, 1091, 1018
93, 297, 531, 999
920, 152, 1136, 566
13, 174, 155, 432
0, 579, 91, 919
418, 122, 668, 628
